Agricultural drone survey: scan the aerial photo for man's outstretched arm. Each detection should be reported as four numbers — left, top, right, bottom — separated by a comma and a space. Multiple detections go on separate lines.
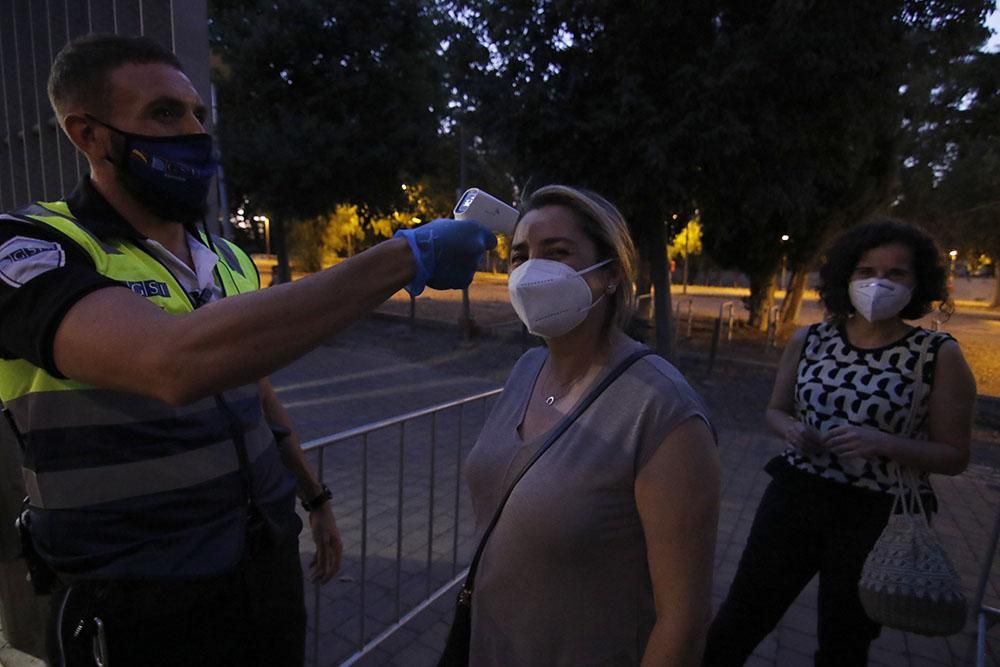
52, 222, 494, 404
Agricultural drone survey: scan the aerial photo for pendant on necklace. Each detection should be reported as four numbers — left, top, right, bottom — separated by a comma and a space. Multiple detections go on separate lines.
545, 395, 556, 406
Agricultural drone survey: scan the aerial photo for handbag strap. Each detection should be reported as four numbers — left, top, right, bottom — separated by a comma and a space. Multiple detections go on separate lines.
460, 347, 655, 598
890, 331, 935, 515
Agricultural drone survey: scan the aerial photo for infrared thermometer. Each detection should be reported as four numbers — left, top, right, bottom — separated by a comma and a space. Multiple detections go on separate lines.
453, 188, 519, 236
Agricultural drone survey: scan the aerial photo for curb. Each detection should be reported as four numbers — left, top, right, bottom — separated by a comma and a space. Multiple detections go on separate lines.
977, 396, 1000, 431
0, 647, 45, 667
0, 630, 44, 667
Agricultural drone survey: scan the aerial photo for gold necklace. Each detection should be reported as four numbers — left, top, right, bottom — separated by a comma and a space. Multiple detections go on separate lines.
540, 362, 587, 407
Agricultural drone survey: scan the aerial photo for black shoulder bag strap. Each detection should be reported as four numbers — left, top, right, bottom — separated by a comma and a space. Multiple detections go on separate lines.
460, 346, 654, 603
437, 347, 654, 667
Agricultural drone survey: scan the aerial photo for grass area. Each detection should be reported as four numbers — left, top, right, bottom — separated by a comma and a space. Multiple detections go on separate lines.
253, 259, 997, 313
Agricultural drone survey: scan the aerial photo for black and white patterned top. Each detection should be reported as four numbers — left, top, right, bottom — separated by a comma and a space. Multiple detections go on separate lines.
780, 321, 953, 496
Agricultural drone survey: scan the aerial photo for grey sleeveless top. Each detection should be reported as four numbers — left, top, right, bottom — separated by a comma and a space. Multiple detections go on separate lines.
464, 337, 713, 666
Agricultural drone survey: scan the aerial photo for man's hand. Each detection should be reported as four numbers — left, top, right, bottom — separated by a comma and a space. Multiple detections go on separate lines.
308, 505, 343, 584
394, 219, 497, 296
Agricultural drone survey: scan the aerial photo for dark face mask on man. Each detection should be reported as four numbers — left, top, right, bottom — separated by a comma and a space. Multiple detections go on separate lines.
86, 114, 217, 224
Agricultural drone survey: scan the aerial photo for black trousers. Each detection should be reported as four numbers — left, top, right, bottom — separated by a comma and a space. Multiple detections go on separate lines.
47, 535, 306, 667
703, 476, 895, 667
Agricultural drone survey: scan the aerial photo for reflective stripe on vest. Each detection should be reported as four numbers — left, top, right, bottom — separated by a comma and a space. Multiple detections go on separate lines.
0, 200, 293, 578
0, 203, 260, 403
23, 417, 273, 510
4, 383, 258, 431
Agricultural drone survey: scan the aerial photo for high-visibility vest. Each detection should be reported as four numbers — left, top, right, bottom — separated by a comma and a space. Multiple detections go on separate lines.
0, 200, 299, 579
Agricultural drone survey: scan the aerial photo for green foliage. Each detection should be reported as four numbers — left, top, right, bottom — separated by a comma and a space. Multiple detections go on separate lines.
209, 0, 451, 220
694, 0, 992, 323
696, 3, 903, 292
895, 42, 999, 258
452, 0, 714, 228
208, 0, 996, 315
667, 219, 703, 260
287, 215, 329, 273
450, 0, 719, 352
287, 181, 440, 269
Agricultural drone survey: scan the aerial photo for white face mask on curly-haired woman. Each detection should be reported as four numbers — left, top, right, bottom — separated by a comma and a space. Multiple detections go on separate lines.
848, 278, 913, 323
847, 243, 917, 324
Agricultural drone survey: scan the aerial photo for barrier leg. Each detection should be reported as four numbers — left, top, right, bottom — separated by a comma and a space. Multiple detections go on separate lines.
708, 318, 722, 374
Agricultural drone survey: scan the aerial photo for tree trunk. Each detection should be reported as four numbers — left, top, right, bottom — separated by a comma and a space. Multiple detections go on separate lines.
273, 215, 291, 283
635, 246, 653, 325
780, 269, 809, 325
747, 271, 777, 331
641, 222, 673, 358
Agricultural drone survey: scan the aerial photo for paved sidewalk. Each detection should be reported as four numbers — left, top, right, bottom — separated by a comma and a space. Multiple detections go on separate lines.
0, 619, 44, 667
2, 276, 998, 666
275, 314, 1000, 666
711, 413, 1000, 666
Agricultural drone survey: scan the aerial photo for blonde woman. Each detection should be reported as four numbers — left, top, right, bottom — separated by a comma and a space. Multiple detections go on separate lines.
461, 185, 720, 666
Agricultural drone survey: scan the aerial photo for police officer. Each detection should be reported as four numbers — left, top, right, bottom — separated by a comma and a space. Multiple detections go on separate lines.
0, 34, 495, 666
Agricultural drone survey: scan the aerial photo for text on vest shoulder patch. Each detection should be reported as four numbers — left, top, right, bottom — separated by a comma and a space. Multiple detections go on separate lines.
0, 236, 66, 287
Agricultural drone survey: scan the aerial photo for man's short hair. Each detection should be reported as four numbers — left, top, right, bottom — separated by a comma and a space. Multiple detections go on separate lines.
48, 33, 183, 122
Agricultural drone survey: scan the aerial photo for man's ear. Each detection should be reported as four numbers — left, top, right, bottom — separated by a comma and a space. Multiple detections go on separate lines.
63, 112, 105, 160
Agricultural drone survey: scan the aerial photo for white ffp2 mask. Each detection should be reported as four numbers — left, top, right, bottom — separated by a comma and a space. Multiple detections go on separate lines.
848, 278, 913, 323
508, 258, 612, 338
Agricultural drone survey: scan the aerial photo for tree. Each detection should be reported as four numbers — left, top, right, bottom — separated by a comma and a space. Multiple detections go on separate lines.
287, 181, 441, 270
695, 1, 905, 330
449, 0, 718, 355
667, 218, 703, 294
694, 1, 992, 329
894, 29, 998, 303
209, 0, 451, 279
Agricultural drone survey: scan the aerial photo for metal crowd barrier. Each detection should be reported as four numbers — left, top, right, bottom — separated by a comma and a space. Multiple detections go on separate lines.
707, 301, 736, 373
300, 388, 502, 666
766, 305, 781, 347
974, 505, 1000, 667
637, 292, 654, 318
675, 298, 694, 339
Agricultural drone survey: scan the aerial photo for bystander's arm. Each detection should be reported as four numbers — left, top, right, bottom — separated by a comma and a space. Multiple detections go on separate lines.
259, 378, 342, 583
765, 327, 822, 453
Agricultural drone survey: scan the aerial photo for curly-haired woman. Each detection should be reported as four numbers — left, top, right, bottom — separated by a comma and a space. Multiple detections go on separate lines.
703, 219, 976, 666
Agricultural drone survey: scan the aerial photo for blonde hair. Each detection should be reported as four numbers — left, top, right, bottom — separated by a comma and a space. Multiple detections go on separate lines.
519, 185, 638, 331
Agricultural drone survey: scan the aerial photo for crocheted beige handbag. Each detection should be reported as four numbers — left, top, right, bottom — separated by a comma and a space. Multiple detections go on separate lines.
857, 334, 968, 636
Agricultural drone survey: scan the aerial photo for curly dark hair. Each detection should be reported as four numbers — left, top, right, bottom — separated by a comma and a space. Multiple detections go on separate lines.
819, 218, 952, 323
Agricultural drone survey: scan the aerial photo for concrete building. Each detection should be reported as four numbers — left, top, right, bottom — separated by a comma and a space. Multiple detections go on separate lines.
0, 1, 211, 658
0, 0, 212, 210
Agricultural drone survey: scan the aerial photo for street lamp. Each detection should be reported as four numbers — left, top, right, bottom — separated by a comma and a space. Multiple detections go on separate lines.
780, 235, 791, 292
949, 249, 958, 282
254, 215, 271, 256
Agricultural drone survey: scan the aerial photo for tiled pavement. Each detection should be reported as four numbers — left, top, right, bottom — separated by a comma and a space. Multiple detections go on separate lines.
3, 285, 998, 666
269, 312, 1000, 667
713, 425, 1000, 667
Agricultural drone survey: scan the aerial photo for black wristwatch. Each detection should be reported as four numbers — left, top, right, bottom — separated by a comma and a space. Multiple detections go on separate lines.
302, 484, 332, 512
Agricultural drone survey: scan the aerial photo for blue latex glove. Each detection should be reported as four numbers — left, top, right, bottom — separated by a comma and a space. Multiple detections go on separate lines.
394, 219, 497, 296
